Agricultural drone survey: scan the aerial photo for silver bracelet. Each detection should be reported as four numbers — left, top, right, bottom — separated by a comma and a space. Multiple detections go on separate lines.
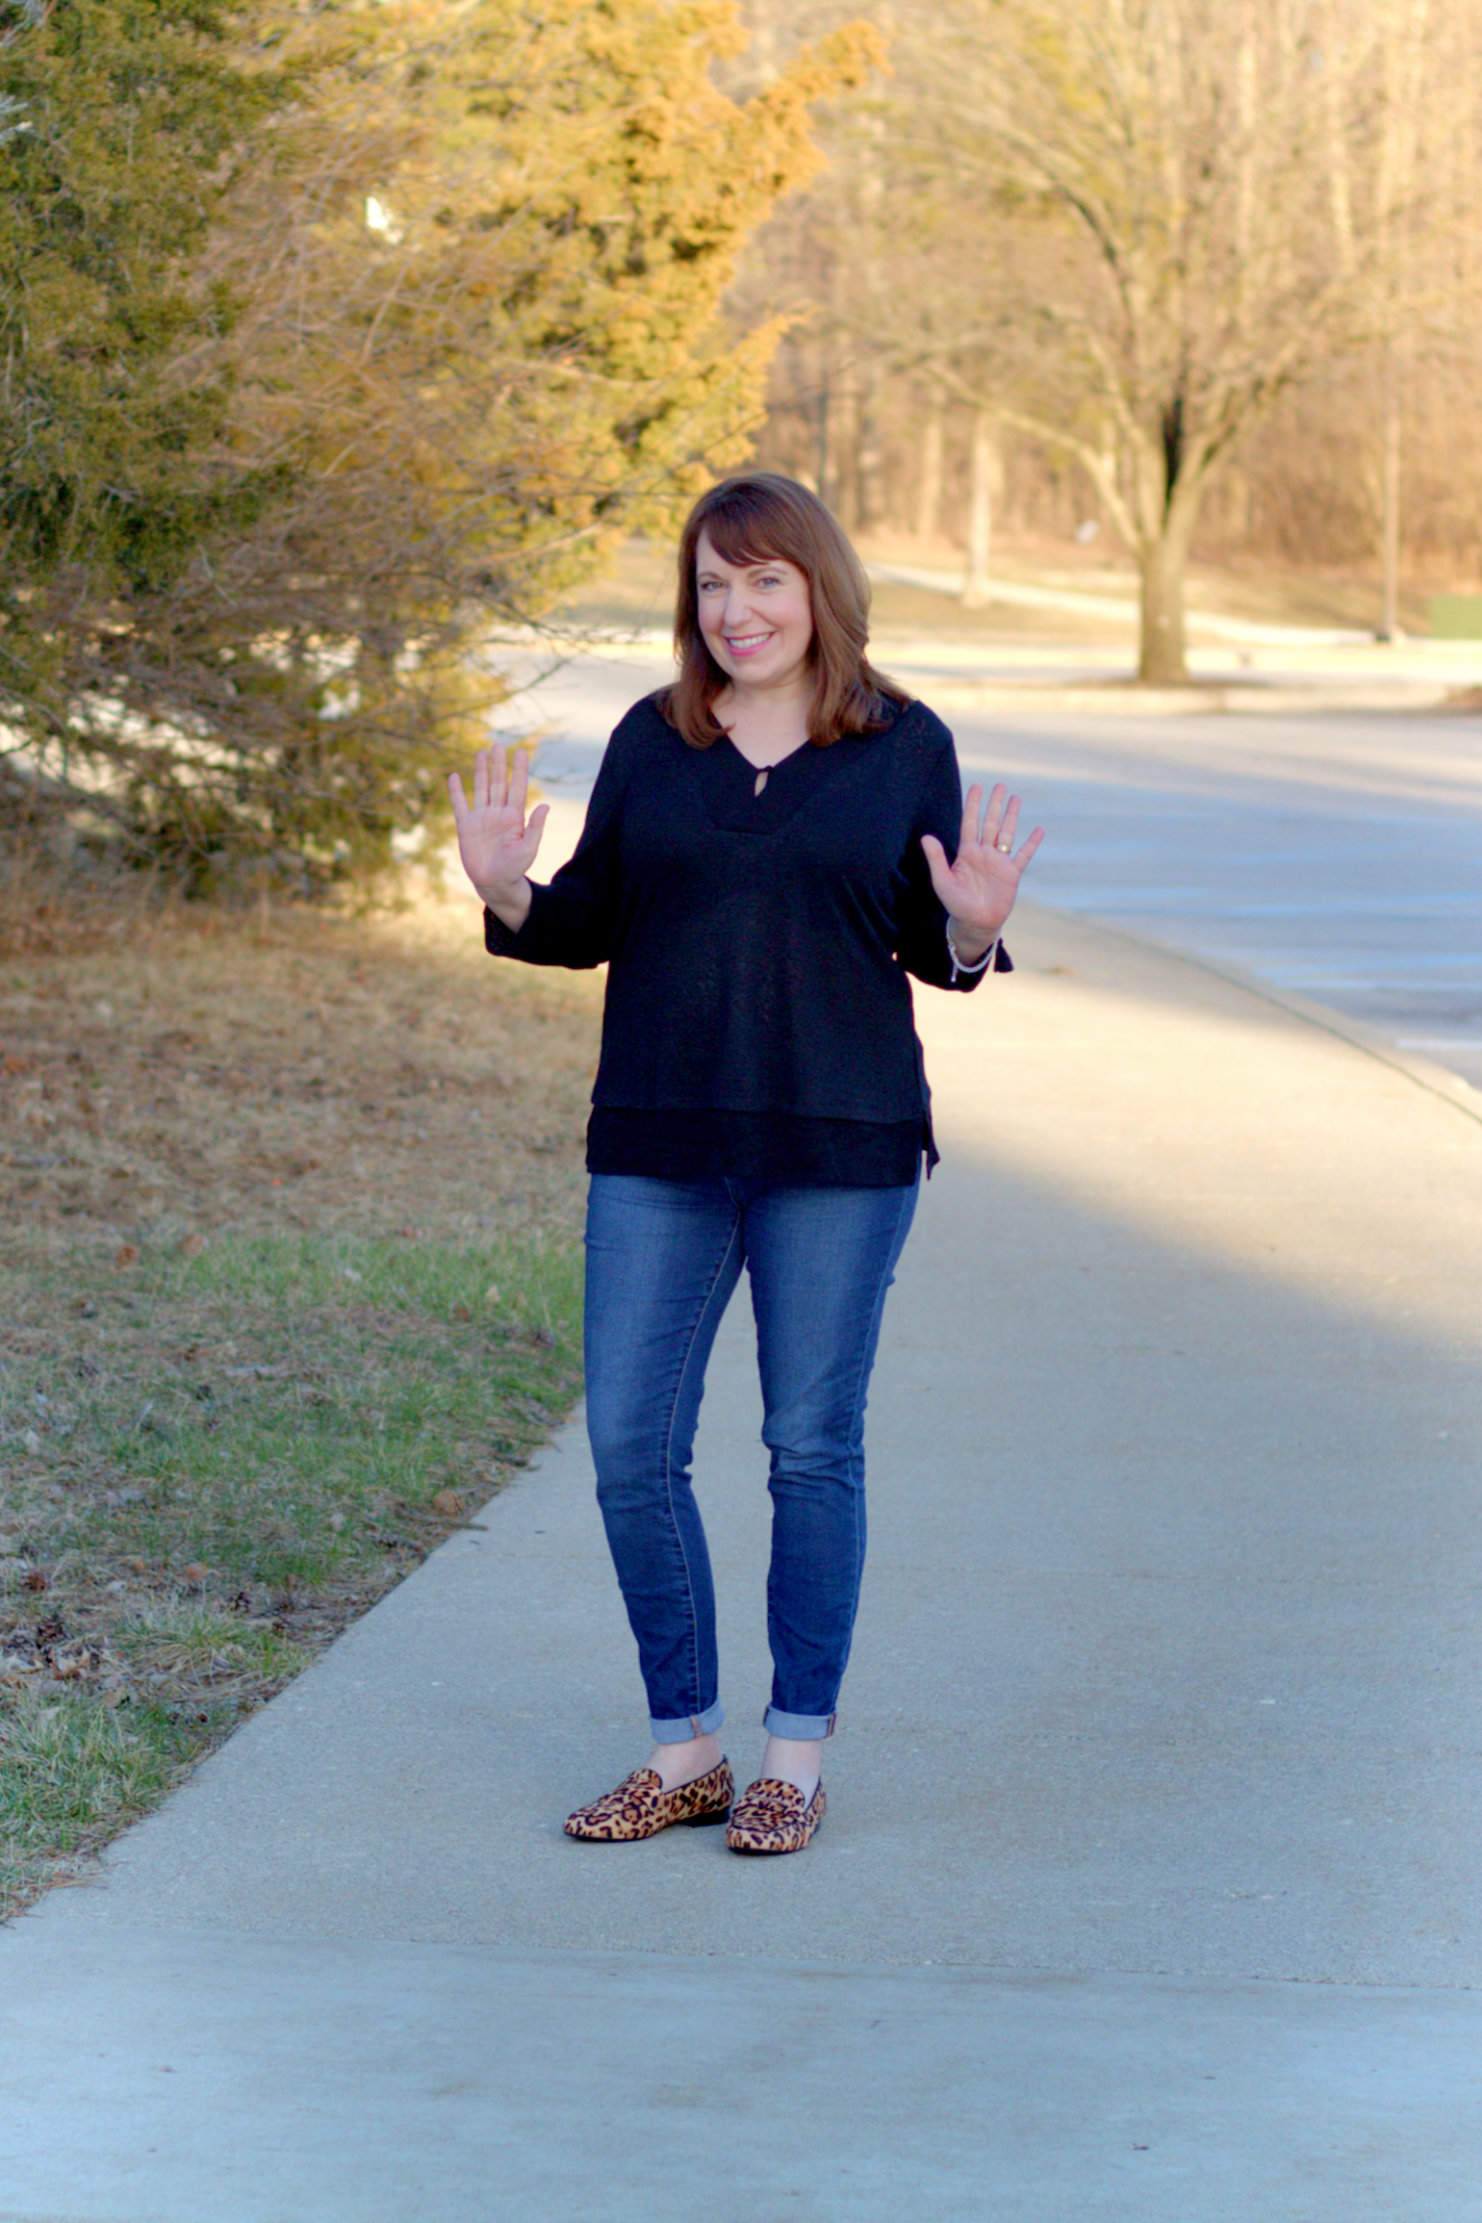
946, 921, 998, 982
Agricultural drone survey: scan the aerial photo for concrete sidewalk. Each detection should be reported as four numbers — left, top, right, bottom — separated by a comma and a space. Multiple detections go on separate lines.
3, 906, 1482, 2218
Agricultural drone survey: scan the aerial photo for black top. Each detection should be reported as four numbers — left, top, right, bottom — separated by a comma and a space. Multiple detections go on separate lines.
483, 692, 1010, 1184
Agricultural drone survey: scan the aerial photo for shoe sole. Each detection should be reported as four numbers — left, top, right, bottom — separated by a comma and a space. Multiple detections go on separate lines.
566, 1803, 731, 1842
725, 1816, 824, 1856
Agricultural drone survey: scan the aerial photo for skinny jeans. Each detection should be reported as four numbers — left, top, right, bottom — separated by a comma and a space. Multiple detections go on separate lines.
582, 1173, 919, 1742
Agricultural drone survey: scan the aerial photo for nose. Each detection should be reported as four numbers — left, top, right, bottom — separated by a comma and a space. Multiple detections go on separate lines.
722, 583, 756, 631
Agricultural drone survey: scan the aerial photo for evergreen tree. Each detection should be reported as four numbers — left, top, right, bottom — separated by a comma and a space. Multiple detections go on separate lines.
0, 0, 876, 891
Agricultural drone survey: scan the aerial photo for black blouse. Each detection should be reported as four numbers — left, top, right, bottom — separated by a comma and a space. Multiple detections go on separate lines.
483, 692, 1010, 1184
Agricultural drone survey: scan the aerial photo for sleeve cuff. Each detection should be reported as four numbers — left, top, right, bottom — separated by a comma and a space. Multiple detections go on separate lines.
946, 928, 1015, 986
483, 904, 527, 955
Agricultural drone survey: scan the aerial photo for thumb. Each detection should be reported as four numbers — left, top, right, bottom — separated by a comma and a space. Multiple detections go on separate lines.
920, 832, 954, 902
526, 801, 550, 849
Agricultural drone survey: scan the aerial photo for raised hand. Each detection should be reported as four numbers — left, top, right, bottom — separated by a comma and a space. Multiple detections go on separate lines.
921, 781, 1044, 956
447, 746, 549, 928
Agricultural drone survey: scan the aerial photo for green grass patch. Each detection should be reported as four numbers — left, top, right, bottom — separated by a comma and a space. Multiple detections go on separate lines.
1, 1229, 583, 1914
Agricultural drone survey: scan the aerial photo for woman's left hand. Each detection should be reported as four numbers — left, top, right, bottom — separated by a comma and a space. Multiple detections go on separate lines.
921, 782, 1044, 956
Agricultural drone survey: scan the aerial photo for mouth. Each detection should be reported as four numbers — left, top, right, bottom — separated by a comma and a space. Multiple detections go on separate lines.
723, 631, 775, 656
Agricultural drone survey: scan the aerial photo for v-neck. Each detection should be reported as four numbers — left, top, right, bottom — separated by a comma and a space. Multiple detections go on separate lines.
720, 732, 811, 784
692, 725, 889, 835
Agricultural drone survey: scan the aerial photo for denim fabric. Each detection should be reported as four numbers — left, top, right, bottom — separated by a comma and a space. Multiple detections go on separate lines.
583, 1173, 918, 1742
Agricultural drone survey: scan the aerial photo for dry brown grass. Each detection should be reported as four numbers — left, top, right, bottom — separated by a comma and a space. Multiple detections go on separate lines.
2, 876, 602, 1255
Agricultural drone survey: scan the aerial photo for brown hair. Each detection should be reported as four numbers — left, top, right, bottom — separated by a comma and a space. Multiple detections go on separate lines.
659, 473, 910, 748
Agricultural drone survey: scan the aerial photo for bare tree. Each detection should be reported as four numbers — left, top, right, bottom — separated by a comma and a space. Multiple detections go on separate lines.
902, 0, 1469, 679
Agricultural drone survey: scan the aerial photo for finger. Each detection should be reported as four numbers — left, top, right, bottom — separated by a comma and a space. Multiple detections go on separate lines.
979, 780, 1007, 844
525, 800, 550, 852
1013, 825, 1046, 871
920, 831, 955, 906
448, 771, 469, 826
995, 795, 1021, 854
509, 749, 532, 821
960, 785, 982, 855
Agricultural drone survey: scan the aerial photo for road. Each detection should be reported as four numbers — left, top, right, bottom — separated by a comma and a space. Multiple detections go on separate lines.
500, 645, 1482, 1093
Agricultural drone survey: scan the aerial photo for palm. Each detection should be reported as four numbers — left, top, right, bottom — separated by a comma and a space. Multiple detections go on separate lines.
448, 746, 548, 905
922, 782, 1044, 944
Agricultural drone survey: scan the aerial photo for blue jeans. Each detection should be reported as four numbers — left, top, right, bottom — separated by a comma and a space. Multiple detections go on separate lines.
583, 1174, 919, 1743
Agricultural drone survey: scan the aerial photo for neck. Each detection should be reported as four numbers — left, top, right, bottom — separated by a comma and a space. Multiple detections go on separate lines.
717, 670, 811, 731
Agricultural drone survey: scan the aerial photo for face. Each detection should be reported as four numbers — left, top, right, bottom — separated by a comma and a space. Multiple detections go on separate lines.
694, 528, 814, 693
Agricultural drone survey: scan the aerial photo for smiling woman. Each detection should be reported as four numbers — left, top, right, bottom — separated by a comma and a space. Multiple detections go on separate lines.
448, 472, 1044, 1859
668, 473, 906, 754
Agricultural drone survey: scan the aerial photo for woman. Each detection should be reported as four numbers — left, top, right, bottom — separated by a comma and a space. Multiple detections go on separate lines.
449, 472, 1041, 1855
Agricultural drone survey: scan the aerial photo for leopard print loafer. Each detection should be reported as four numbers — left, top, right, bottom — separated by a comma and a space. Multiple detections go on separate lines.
724, 1776, 826, 1855
564, 1758, 734, 1842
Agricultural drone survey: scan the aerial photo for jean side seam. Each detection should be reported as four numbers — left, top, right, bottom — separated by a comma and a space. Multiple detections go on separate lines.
660, 1209, 743, 1724
836, 1182, 917, 1701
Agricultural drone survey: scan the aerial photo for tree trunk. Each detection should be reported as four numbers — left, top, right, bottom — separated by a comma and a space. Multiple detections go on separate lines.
962, 409, 996, 608
1137, 521, 1193, 683
814, 380, 831, 510
915, 394, 944, 544
1379, 349, 1402, 641
857, 361, 886, 536
830, 362, 860, 529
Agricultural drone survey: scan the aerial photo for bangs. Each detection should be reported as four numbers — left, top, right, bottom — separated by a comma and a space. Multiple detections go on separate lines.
693, 494, 797, 574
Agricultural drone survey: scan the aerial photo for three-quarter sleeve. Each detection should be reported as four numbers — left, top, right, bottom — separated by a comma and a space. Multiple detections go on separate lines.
894, 734, 1013, 992
483, 723, 632, 971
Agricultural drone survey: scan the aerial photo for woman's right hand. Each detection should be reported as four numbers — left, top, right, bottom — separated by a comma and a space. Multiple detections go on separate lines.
447, 746, 549, 929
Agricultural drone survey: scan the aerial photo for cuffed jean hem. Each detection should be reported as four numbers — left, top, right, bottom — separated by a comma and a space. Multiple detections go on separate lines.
763, 1706, 837, 1740
650, 1700, 726, 1745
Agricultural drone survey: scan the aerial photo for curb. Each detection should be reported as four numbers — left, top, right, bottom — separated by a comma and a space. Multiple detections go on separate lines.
1028, 899, 1482, 1135
928, 681, 1457, 717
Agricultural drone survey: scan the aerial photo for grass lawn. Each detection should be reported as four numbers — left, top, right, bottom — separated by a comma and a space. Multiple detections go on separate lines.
0, 884, 602, 1915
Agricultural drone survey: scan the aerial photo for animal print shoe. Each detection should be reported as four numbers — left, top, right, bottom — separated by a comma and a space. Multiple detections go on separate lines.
564, 1758, 734, 1842
724, 1777, 826, 1855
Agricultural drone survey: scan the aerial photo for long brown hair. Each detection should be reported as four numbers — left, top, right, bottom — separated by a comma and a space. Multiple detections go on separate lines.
659, 473, 910, 748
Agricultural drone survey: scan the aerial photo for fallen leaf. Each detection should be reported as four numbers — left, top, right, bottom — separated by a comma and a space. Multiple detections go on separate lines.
128, 1557, 147, 1576
181, 1563, 209, 1585
23, 1569, 47, 1593
452, 1304, 472, 1321
177, 1232, 207, 1258
483, 1284, 500, 1306
21, 1427, 42, 1453
431, 1489, 465, 1519
51, 1640, 104, 1682
114, 1243, 141, 1268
